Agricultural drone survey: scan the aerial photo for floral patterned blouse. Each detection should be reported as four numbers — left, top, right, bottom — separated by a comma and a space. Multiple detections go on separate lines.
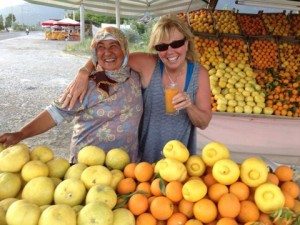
46, 68, 143, 163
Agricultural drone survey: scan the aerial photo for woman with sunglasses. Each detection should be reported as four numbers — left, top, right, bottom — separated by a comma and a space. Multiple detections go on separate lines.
61, 14, 212, 163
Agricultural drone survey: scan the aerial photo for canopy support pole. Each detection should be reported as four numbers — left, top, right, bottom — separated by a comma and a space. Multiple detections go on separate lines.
80, 4, 85, 42
115, 0, 120, 28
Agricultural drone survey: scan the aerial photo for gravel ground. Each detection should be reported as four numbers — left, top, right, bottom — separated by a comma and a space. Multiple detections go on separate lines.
0, 31, 89, 159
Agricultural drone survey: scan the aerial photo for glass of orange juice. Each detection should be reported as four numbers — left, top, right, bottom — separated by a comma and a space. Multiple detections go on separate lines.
164, 83, 179, 115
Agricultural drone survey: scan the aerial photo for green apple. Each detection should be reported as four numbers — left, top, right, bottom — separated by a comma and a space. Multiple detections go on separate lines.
253, 106, 263, 114
225, 93, 234, 100
226, 106, 235, 113
235, 106, 244, 113
238, 101, 246, 107
263, 107, 274, 115
244, 105, 253, 114
228, 100, 237, 107
217, 104, 227, 112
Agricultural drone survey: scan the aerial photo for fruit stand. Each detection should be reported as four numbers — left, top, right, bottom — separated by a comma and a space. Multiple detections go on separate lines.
178, 9, 300, 164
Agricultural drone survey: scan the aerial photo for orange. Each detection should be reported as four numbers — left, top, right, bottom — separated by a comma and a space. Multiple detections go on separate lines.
274, 165, 293, 182
116, 177, 136, 195
136, 182, 152, 197
208, 183, 229, 202
123, 162, 137, 178
134, 162, 154, 182
150, 196, 174, 220
203, 173, 217, 187
136, 212, 157, 225
229, 182, 250, 201
128, 193, 149, 216
281, 181, 300, 198
218, 193, 241, 218
167, 212, 188, 225
185, 219, 203, 225
259, 213, 273, 225
157, 220, 167, 225
267, 173, 279, 185
193, 198, 217, 223
166, 181, 183, 203
283, 191, 295, 209
237, 200, 260, 223
216, 218, 238, 225
178, 199, 194, 218
150, 178, 165, 196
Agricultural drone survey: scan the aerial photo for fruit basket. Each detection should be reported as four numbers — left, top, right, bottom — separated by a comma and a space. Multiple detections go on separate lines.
248, 36, 279, 70
187, 9, 216, 35
261, 12, 292, 37
288, 13, 300, 38
218, 34, 250, 65
212, 10, 241, 35
236, 13, 267, 37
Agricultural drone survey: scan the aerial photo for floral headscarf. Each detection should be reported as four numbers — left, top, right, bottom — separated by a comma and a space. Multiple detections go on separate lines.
89, 27, 130, 96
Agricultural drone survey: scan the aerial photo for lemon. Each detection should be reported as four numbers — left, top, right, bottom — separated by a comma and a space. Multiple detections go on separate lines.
163, 140, 190, 162
201, 142, 230, 167
254, 183, 285, 213
212, 159, 240, 185
30, 145, 54, 163
185, 155, 206, 177
240, 157, 268, 187
78, 145, 106, 166
182, 179, 207, 202
113, 208, 135, 225
105, 148, 130, 170
158, 158, 187, 182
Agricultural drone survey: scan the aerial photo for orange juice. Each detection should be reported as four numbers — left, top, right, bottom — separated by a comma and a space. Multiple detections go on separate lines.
164, 84, 179, 114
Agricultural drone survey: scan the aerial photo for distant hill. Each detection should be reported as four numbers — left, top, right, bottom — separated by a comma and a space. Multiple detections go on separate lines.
0, 2, 66, 26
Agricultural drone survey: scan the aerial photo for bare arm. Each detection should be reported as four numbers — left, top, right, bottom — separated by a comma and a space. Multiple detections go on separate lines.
173, 66, 212, 129
0, 110, 56, 147
60, 59, 94, 109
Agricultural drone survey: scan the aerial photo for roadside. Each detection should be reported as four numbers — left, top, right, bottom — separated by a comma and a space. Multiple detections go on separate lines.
0, 31, 89, 160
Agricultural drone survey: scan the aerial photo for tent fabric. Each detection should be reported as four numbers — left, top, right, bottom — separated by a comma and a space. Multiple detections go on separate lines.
55, 18, 80, 26
25, 0, 208, 17
40, 19, 57, 26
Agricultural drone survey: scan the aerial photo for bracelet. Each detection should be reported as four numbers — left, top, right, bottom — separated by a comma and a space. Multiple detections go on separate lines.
79, 66, 90, 74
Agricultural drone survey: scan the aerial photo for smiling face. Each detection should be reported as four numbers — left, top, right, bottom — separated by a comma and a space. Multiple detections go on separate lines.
157, 28, 188, 70
96, 40, 124, 71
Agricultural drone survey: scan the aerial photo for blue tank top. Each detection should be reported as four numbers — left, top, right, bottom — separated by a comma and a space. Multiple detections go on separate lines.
138, 59, 200, 163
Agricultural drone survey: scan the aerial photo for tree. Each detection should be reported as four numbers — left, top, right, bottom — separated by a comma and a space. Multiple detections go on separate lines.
0, 15, 4, 30
5, 13, 16, 28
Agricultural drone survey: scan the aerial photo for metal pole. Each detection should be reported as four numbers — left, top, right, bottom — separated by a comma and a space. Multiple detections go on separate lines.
115, 0, 120, 28
80, 4, 85, 42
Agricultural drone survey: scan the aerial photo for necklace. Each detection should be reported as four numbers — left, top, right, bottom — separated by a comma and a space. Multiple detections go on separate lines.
165, 64, 186, 85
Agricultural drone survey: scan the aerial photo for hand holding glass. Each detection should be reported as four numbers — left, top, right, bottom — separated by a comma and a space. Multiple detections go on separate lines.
164, 83, 179, 115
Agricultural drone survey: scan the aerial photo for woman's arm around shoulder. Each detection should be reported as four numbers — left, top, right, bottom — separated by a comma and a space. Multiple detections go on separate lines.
186, 65, 212, 129
128, 52, 157, 88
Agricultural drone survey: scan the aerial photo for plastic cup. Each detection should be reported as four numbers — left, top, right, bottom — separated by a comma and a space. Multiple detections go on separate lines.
164, 83, 179, 115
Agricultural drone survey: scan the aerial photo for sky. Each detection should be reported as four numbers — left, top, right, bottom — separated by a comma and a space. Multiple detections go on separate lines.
0, 0, 26, 9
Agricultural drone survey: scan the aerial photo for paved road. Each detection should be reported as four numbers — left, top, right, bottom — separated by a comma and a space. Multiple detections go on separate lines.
0, 31, 89, 160
0, 31, 28, 41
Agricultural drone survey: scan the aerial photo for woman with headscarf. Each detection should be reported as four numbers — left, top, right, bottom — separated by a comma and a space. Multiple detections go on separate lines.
0, 27, 143, 163
60, 15, 212, 163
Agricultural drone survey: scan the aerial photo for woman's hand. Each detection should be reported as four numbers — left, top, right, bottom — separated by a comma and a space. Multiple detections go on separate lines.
173, 92, 192, 111
0, 132, 23, 148
59, 69, 90, 109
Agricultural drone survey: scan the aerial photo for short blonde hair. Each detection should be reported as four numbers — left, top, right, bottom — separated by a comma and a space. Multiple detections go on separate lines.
148, 14, 196, 61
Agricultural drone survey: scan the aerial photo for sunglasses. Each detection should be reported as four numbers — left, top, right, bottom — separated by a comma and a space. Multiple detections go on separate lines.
154, 37, 186, 52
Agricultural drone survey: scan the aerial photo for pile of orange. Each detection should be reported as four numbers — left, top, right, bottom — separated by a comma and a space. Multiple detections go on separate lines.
115, 160, 299, 225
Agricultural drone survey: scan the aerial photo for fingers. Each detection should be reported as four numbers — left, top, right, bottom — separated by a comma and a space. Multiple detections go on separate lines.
173, 92, 192, 110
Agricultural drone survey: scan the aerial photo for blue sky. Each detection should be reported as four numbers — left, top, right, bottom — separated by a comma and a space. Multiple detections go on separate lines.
0, 0, 26, 9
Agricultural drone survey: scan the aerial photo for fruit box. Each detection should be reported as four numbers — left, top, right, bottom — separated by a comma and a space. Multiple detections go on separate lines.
260, 12, 292, 37
236, 12, 267, 37
218, 34, 250, 64
211, 9, 241, 35
187, 8, 216, 35
248, 36, 279, 70
277, 37, 300, 72
288, 13, 300, 38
